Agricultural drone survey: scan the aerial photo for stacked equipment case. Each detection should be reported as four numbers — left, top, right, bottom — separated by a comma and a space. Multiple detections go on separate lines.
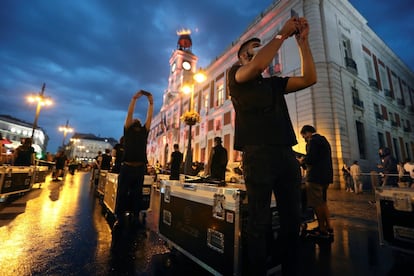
97, 170, 109, 197
103, 172, 119, 215
102, 173, 154, 216
376, 186, 414, 255
0, 165, 50, 202
0, 166, 34, 201
33, 165, 49, 187
158, 180, 281, 275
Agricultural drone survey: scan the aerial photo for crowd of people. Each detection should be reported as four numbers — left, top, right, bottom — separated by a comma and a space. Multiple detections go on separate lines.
342, 149, 414, 192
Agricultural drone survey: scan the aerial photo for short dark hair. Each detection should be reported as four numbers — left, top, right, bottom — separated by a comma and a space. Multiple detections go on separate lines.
237, 37, 261, 58
300, 125, 316, 134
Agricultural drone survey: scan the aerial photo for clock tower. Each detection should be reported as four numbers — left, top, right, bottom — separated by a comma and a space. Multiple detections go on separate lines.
163, 29, 199, 105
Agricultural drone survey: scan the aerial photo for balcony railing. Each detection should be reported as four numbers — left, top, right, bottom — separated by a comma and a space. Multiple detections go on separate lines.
391, 121, 398, 127
397, 98, 405, 106
384, 89, 393, 99
404, 126, 412, 133
375, 112, 384, 120
345, 57, 358, 72
368, 78, 378, 89
353, 97, 364, 109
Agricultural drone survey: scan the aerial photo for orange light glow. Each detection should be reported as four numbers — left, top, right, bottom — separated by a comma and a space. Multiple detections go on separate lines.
193, 71, 206, 83
182, 85, 192, 94
58, 126, 74, 133
176, 29, 191, 35
27, 95, 53, 106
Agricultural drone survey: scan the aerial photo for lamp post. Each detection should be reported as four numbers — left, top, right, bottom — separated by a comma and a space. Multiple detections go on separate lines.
59, 120, 74, 147
27, 83, 53, 144
181, 70, 206, 175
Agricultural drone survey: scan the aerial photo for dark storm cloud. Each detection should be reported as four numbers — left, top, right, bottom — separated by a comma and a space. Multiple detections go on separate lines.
0, 0, 271, 152
0, 0, 412, 152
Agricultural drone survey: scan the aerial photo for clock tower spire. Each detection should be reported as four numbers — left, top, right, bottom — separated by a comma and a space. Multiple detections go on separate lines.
163, 29, 199, 105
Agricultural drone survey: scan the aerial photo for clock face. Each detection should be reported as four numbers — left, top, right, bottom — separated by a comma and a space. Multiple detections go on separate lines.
182, 61, 191, 71
171, 62, 176, 73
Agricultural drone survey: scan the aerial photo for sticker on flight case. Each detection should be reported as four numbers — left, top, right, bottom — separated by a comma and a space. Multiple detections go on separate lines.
226, 211, 234, 223
163, 210, 172, 226
164, 185, 171, 203
213, 194, 225, 220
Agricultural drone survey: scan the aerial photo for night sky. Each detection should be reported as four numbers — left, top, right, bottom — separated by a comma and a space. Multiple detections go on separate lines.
1, 0, 413, 153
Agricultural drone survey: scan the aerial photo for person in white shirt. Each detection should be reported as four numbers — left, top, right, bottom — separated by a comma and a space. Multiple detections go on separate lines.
350, 160, 362, 194
403, 158, 414, 187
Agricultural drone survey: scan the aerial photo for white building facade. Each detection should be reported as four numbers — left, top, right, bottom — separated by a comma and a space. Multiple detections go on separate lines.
66, 133, 116, 163
147, 0, 414, 188
0, 115, 48, 159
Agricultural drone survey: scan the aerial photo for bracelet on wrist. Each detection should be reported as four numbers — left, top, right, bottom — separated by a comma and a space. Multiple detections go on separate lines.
274, 34, 287, 41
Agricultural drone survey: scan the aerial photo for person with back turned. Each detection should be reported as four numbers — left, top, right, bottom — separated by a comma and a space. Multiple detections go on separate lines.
299, 125, 333, 240
13, 137, 35, 166
112, 90, 153, 234
227, 16, 316, 275
378, 147, 398, 187
207, 136, 228, 182
169, 144, 183, 180
111, 136, 124, 173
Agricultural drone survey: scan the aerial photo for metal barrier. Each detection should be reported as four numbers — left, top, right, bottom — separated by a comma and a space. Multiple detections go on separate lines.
359, 172, 412, 191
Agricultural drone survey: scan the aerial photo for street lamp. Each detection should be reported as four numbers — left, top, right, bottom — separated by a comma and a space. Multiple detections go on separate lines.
180, 70, 207, 175
59, 120, 74, 147
27, 83, 53, 143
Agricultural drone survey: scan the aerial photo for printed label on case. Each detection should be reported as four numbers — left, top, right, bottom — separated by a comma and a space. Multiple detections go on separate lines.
163, 210, 172, 226
392, 193, 412, 212
393, 225, 414, 243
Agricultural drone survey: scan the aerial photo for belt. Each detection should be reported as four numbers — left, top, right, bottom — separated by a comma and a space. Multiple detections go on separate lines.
123, 161, 145, 167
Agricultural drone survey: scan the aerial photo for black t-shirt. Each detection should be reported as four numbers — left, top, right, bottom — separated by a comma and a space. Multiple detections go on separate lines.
170, 151, 183, 172
123, 125, 148, 163
304, 134, 333, 185
14, 146, 34, 166
101, 153, 112, 170
55, 154, 67, 169
113, 143, 125, 163
228, 64, 296, 150
211, 145, 228, 168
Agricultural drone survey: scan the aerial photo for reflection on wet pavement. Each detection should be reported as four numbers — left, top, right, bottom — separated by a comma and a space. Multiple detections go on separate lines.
0, 171, 413, 276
